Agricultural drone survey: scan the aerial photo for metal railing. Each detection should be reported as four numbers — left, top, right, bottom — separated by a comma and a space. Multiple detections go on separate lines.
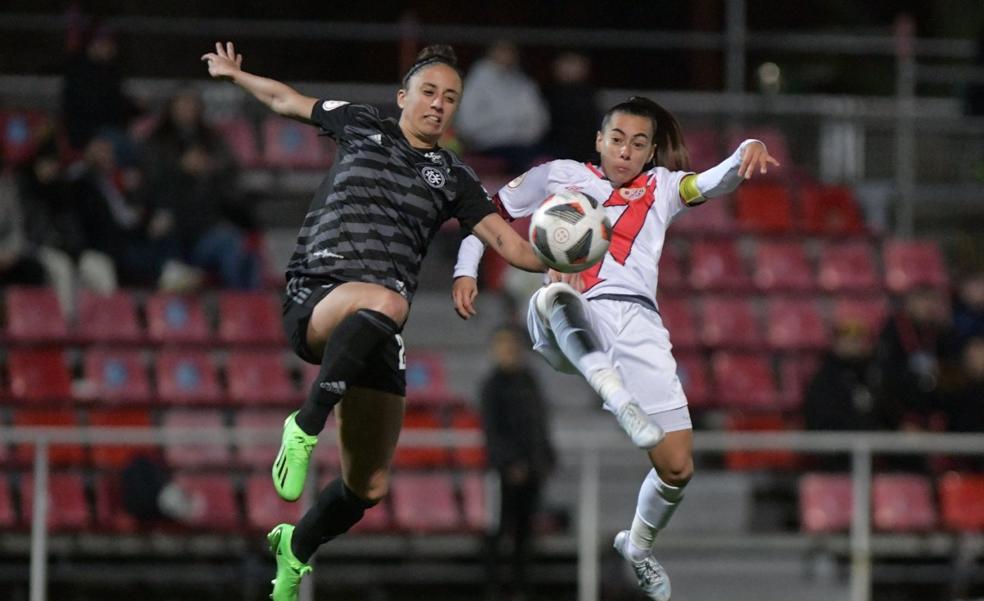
1, 426, 982, 601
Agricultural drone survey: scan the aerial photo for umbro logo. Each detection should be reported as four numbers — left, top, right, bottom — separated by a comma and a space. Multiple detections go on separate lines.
319, 381, 346, 395
369, 133, 382, 145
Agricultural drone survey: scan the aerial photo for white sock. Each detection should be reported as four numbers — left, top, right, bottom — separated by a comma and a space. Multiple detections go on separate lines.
629, 469, 686, 554
580, 353, 633, 412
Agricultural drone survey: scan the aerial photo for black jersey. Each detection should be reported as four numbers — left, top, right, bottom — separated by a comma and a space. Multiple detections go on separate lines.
285, 100, 495, 302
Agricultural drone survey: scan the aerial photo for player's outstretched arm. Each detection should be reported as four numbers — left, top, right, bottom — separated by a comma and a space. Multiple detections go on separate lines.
452, 234, 486, 319
472, 214, 547, 274
680, 139, 781, 205
201, 41, 317, 121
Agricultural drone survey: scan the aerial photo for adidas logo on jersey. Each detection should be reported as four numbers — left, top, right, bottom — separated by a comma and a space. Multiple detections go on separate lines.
319, 381, 347, 395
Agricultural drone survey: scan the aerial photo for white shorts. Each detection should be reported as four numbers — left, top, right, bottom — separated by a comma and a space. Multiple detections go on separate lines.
526, 291, 691, 428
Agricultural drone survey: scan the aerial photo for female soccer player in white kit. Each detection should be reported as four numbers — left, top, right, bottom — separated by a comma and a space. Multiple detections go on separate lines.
452, 97, 779, 601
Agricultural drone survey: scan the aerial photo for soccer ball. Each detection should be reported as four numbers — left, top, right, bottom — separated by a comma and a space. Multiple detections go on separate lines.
529, 191, 611, 273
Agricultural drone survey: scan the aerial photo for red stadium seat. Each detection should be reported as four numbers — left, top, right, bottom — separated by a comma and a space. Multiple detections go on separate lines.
76, 290, 142, 344
872, 474, 936, 532
831, 297, 889, 342
778, 354, 821, 411
88, 408, 155, 469
155, 350, 223, 405
450, 410, 486, 469
214, 116, 262, 169
752, 241, 815, 292
711, 352, 777, 409
736, 183, 794, 233
262, 116, 332, 170
799, 473, 852, 533
883, 239, 948, 293
700, 297, 763, 349
683, 128, 722, 171
92, 474, 139, 532
145, 293, 210, 345
169, 474, 240, 531
21, 472, 91, 531
0, 476, 15, 529
226, 350, 298, 406
674, 352, 711, 408
0, 109, 49, 166
3, 286, 68, 343
217, 291, 284, 346
765, 298, 829, 350
799, 184, 866, 235
688, 240, 750, 292
657, 245, 685, 292
460, 472, 491, 532
244, 474, 305, 531
939, 473, 984, 531
81, 349, 152, 404
656, 296, 699, 350
390, 473, 460, 532
817, 241, 880, 293
724, 414, 799, 471
6, 349, 73, 404
162, 409, 230, 468
234, 409, 291, 469
13, 409, 85, 466
670, 199, 734, 235
392, 412, 448, 469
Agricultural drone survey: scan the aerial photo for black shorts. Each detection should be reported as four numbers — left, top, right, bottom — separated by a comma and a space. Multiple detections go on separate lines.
282, 280, 406, 397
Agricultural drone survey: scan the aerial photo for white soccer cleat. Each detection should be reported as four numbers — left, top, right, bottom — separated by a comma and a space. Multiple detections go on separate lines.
614, 401, 665, 449
613, 530, 671, 601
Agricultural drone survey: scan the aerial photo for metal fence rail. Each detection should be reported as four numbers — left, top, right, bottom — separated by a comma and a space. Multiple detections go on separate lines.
1, 426, 982, 601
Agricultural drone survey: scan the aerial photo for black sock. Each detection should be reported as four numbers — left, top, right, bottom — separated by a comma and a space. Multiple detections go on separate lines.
291, 478, 377, 562
546, 292, 604, 363
295, 309, 399, 435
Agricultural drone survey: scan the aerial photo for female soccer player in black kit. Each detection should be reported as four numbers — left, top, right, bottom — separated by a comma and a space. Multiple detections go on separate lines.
202, 41, 546, 600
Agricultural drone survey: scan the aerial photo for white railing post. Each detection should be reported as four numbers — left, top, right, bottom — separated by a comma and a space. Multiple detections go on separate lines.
725, 0, 747, 93
849, 443, 873, 601
577, 444, 601, 601
29, 437, 49, 601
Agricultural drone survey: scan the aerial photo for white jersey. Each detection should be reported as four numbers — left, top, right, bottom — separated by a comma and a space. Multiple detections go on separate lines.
496, 159, 689, 301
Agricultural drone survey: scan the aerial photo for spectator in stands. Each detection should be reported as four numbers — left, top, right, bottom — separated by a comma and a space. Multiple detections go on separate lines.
944, 336, 984, 432
68, 134, 183, 288
953, 271, 984, 348
455, 40, 550, 173
804, 320, 886, 431
0, 163, 47, 286
479, 324, 556, 600
544, 52, 601, 162
15, 138, 117, 316
202, 41, 545, 601
120, 455, 199, 526
873, 286, 958, 431
61, 21, 141, 161
142, 86, 260, 289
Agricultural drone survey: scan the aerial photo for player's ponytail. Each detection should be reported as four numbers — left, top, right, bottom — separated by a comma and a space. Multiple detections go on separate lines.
601, 97, 691, 171
401, 45, 463, 88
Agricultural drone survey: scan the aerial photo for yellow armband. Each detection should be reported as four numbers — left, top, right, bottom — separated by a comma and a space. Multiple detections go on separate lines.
679, 174, 706, 206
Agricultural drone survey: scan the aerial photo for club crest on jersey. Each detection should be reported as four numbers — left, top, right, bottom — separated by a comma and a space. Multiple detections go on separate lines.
321, 100, 349, 112
619, 187, 646, 201
421, 166, 446, 189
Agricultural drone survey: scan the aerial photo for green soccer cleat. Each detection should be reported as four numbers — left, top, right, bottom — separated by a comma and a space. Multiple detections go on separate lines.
272, 411, 318, 502
268, 523, 312, 601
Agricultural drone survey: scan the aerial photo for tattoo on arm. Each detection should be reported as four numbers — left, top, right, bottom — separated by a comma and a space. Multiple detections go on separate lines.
495, 235, 504, 248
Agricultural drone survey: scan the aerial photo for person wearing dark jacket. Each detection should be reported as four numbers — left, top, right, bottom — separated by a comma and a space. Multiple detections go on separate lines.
480, 324, 556, 601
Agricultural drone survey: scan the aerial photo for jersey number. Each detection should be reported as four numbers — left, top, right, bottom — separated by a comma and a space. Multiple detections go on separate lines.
582, 191, 655, 289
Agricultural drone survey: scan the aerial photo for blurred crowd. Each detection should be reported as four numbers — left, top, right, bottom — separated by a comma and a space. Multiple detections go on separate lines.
1, 19, 261, 319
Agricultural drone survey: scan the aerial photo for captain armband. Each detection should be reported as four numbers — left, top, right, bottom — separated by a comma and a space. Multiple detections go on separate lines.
679, 174, 707, 207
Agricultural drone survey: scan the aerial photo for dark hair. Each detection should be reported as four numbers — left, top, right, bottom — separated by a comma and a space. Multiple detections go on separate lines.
401, 45, 462, 89
600, 96, 690, 171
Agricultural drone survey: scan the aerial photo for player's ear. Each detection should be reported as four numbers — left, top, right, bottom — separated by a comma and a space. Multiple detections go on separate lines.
595, 131, 603, 153
397, 89, 406, 109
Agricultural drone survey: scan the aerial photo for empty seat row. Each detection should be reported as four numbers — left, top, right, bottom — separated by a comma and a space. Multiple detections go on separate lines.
799, 472, 984, 533
658, 295, 888, 351
0, 469, 491, 535
3, 288, 284, 346
659, 238, 947, 294
677, 351, 819, 411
